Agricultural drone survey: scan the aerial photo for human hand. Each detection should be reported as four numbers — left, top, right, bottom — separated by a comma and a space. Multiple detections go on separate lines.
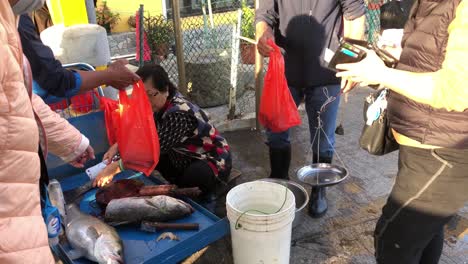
256, 22, 274, 57
103, 143, 119, 162
340, 79, 359, 94
93, 161, 120, 188
336, 49, 387, 90
70, 146, 96, 168
106, 59, 140, 90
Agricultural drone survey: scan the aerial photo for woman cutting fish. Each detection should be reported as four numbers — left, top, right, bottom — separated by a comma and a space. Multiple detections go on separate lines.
93, 65, 232, 194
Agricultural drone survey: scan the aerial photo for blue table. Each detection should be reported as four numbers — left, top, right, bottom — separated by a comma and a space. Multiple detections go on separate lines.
47, 112, 230, 264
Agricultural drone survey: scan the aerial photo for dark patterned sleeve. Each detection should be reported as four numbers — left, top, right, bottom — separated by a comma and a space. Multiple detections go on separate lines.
158, 111, 198, 153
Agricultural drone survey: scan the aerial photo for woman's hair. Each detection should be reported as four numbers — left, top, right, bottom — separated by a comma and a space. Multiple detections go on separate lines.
380, 0, 411, 30
136, 64, 178, 99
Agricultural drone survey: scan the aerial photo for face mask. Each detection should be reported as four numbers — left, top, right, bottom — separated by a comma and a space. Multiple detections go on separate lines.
12, 0, 46, 15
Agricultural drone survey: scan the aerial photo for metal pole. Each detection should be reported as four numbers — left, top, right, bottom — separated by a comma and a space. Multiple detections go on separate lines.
138, 5, 144, 67
207, 0, 214, 29
254, 0, 264, 130
228, 9, 242, 120
85, 0, 96, 24
171, 0, 187, 95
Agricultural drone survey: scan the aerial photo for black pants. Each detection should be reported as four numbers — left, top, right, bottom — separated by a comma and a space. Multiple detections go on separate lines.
156, 154, 230, 194
375, 146, 468, 264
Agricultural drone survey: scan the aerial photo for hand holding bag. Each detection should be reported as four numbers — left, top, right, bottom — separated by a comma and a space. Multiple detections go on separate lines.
259, 40, 301, 132
117, 81, 160, 176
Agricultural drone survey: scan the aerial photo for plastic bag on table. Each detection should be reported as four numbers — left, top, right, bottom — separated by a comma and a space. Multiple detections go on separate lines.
259, 40, 301, 132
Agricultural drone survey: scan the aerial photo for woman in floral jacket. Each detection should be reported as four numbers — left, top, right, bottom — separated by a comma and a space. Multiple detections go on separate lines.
95, 65, 232, 193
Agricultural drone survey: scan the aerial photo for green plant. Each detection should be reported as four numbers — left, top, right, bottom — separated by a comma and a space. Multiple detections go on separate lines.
144, 14, 175, 59
241, 1, 255, 39
95, 1, 120, 32
128, 15, 136, 28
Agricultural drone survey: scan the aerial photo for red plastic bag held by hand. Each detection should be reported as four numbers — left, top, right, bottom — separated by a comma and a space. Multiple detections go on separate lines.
259, 40, 301, 132
118, 81, 160, 176
100, 96, 120, 145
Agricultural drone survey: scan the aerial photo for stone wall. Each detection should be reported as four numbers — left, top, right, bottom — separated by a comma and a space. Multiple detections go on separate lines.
107, 32, 136, 57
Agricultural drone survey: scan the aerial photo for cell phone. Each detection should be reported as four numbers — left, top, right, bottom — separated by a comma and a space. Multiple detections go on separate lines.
372, 45, 398, 68
328, 39, 367, 71
85, 160, 109, 180
344, 37, 398, 68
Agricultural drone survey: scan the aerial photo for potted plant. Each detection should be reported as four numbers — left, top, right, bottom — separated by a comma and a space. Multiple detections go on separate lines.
95, 1, 120, 34
128, 15, 136, 30
144, 14, 174, 61
240, 1, 255, 64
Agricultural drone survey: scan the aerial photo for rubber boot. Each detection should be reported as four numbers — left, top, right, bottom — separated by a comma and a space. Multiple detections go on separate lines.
309, 155, 332, 218
269, 146, 291, 180
309, 187, 328, 218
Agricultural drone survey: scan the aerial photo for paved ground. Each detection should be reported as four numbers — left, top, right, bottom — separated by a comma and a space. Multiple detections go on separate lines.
184, 87, 468, 264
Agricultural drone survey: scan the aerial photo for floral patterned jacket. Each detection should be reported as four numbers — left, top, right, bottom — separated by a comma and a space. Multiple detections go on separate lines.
155, 94, 231, 177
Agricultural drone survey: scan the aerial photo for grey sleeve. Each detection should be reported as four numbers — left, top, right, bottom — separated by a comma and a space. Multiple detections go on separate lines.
255, 0, 278, 27
339, 0, 366, 20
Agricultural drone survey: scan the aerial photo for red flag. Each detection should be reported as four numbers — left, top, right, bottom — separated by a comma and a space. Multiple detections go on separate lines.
135, 11, 152, 62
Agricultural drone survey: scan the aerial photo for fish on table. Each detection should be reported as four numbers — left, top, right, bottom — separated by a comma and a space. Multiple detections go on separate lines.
105, 195, 195, 226
66, 204, 124, 264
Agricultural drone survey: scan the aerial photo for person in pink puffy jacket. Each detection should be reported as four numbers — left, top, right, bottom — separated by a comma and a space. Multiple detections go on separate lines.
0, 1, 95, 263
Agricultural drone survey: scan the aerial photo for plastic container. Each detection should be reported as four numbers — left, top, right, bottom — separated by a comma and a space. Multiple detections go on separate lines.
226, 181, 296, 264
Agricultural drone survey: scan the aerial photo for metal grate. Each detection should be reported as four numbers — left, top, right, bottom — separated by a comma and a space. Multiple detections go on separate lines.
144, 0, 256, 112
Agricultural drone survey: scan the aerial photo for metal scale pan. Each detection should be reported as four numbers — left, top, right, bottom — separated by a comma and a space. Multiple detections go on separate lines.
297, 163, 348, 188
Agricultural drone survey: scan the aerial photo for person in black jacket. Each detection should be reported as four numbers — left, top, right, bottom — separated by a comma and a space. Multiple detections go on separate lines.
256, 0, 366, 217
18, 14, 139, 101
378, 0, 414, 59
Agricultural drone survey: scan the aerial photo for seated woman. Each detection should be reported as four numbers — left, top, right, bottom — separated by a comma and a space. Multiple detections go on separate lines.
94, 65, 232, 194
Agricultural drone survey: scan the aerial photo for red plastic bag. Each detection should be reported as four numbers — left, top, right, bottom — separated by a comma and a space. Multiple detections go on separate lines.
259, 40, 301, 132
117, 81, 160, 176
100, 81, 160, 176
100, 96, 120, 145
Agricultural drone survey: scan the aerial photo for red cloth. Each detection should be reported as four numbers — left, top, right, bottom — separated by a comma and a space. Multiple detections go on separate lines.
135, 11, 151, 62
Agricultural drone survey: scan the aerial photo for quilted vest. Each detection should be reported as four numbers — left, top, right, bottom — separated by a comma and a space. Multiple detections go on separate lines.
387, 0, 467, 148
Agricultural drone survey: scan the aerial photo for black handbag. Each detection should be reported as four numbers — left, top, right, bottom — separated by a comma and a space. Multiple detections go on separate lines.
359, 89, 399, 156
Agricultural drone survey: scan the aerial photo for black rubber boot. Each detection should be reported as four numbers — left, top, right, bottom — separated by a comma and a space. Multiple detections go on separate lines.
309, 155, 332, 218
269, 146, 291, 180
309, 187, 328, 218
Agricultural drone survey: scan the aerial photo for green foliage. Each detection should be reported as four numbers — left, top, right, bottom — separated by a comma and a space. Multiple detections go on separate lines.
240, 1, 255, 39
144, 14, 175, 47
95, 1, 120, 32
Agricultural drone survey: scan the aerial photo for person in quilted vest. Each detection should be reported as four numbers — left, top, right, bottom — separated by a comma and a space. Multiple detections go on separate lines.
337, 1, 468, 263
94, 65, 232, 194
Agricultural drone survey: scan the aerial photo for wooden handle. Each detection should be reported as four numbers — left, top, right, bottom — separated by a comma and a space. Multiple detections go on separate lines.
139, 186, 202, 198
138, 185, 177, 196
141, 221, 200, 232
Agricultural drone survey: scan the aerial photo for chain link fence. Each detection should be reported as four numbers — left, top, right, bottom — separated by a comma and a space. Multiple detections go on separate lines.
137, 0, 388, 121
141, 0, 256, 117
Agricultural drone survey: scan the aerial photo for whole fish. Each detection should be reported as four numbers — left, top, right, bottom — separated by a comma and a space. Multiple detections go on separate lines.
105, 195, 194, 226
66, 204, 124, 264
48, 179, 67, 224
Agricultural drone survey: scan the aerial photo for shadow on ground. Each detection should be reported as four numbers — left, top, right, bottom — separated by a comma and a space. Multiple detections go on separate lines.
183, 87, 468, 264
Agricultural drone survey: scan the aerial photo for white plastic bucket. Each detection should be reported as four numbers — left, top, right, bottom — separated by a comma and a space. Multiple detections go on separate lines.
226, 181, 296, 264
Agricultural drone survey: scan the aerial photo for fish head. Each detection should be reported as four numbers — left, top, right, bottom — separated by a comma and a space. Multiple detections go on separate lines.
94, 235, 124, 264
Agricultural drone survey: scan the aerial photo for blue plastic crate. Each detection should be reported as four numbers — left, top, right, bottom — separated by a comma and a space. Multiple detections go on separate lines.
47, 111, 230, 264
